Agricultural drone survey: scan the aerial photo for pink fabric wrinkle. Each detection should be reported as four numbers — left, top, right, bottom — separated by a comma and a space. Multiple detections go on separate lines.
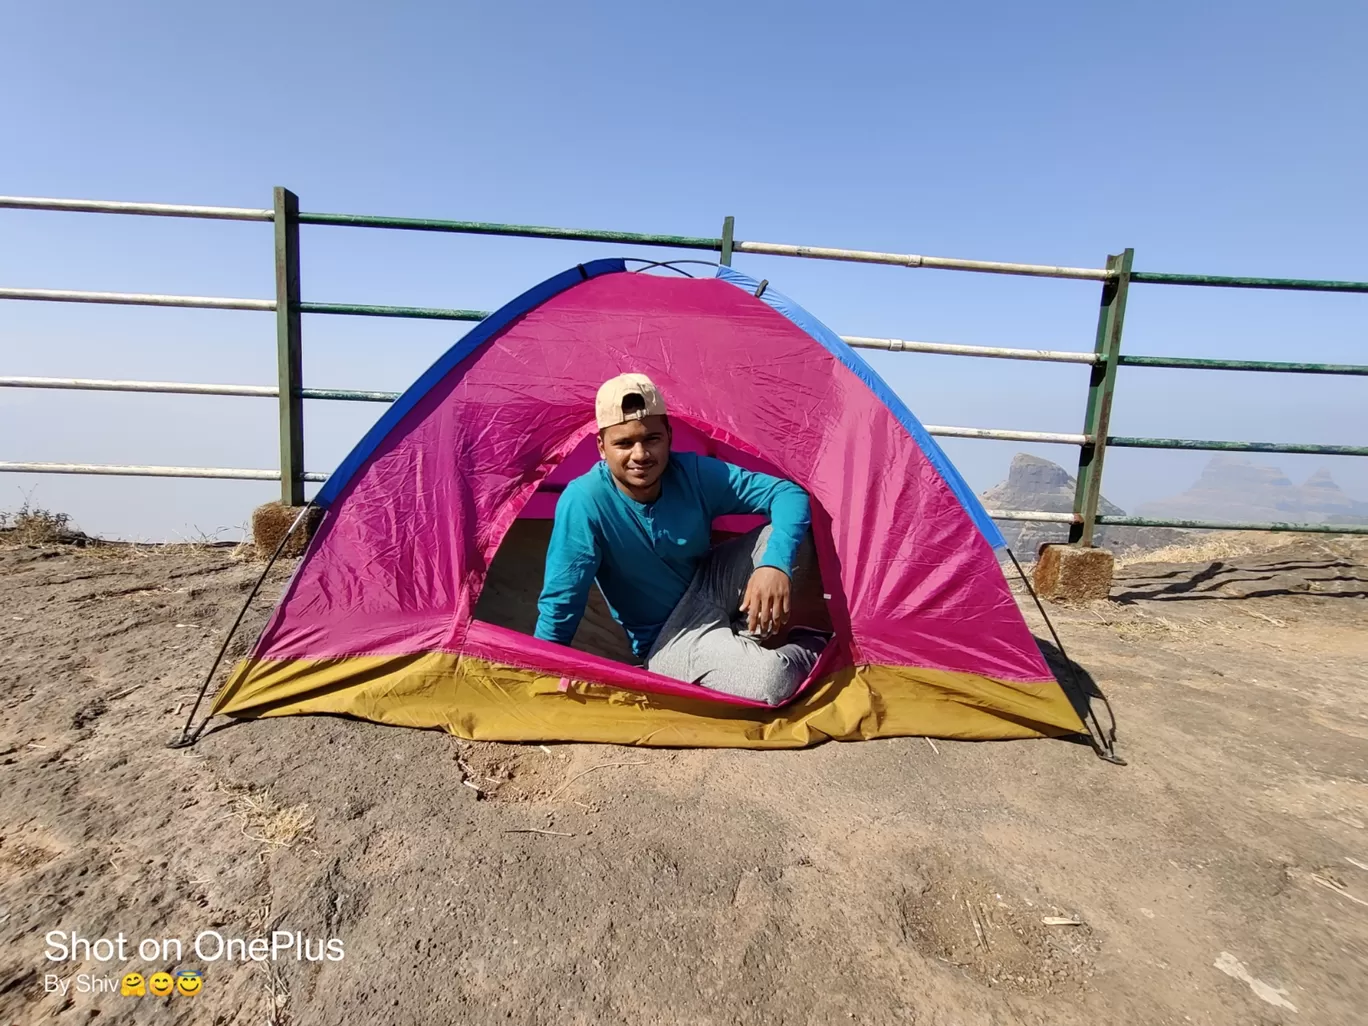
251, 272, 1050, 685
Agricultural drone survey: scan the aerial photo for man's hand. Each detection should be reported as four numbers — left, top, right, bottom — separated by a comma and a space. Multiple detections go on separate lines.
741, 566, 791, 638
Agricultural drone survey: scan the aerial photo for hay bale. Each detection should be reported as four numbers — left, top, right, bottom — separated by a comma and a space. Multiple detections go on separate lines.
1034, 544, 1114, 601
251, 502, 323, 560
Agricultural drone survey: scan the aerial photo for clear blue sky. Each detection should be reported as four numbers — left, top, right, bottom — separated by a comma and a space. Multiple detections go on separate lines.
2, 1, 1365, 540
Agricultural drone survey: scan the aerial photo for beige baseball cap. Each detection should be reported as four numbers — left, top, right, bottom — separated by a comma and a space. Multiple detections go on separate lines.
595, 372, 667, 430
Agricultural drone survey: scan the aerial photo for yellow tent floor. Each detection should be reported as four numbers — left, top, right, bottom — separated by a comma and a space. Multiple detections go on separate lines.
213, 651, 1085, 748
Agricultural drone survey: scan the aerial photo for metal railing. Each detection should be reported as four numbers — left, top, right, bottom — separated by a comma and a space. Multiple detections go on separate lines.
2, 189, 1365, 541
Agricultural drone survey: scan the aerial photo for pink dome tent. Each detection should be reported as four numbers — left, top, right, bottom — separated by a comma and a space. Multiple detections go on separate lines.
211, 260, 1085, 747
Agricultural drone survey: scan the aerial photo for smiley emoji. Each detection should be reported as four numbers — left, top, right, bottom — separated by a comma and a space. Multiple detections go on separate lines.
174, 970, 203, 997
119, 972, 146, 997
147, 971, 174, 997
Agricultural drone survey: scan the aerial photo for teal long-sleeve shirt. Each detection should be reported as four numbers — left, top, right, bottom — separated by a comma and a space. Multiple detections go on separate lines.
534, 452, 811, 658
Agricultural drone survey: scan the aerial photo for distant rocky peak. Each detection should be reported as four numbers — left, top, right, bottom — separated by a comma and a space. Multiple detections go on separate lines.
1137, 455, 1368, 525
1195, 454, 1295, 491
1005, 452, 1075, 492
984, 453, 1123, 515
1301, 468, 1342, 493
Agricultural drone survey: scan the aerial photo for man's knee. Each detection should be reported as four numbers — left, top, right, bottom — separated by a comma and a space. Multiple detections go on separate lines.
755, 669, 803, 707
706, 649, 805, 707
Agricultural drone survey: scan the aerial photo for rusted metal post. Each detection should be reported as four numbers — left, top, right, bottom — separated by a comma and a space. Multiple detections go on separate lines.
273, 187, 304, 505
1070, 248, 1133, 545
720, 216, 734, 266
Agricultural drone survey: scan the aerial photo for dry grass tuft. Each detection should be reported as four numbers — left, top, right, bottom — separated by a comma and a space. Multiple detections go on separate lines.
0, 499, 75, 545
221, 784, 315, 850
1, 495, 255, 555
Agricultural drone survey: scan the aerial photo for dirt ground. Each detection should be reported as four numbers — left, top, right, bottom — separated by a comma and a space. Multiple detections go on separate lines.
1, 532, 1365, 1026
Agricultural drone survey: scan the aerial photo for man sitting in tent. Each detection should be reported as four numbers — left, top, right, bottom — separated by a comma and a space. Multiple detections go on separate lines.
534, 373, 829, 706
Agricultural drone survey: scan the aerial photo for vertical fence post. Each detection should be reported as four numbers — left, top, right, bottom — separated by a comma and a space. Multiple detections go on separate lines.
720, 215, 734, 266
273, 187, 304, 506
1070, 247, 1133, 545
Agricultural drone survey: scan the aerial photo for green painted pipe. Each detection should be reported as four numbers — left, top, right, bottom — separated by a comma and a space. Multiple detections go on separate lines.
1131, 271, 1368, 293
1118, 355, 1368, 375
1107, 436, 1368, 457
300, 302, 488, 321
300, 388, 400, 402
1096, 515, 1368, 534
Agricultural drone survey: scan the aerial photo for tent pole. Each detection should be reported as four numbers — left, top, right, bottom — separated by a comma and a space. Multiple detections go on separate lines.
720, 215, 734, 266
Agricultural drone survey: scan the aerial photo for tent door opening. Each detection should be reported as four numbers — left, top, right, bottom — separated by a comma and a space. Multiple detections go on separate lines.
470, 428, 850, 708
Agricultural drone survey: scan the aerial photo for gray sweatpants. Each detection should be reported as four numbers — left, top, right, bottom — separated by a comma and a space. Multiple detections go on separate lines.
645, 526, 820, 707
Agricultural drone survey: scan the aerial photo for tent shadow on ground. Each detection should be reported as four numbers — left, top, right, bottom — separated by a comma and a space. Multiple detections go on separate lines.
1113, 558, 1367, 604
1034, 636, 1113, 751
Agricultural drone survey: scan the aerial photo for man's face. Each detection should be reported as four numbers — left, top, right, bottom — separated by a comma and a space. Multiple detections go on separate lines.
597, 415, 670, 496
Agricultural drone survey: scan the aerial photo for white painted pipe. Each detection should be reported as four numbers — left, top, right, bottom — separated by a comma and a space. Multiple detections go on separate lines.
843, 336, 1098, 364
0, 376, 277, 397
985, 510, 1081, 523
0, 462, 328, 483
925, 425, 1090, 445
734, 240, 1112, 281
0, 287, 275, 311
0, 461, 280, 480
0, 195, 273, 221
0, 376, 401, 403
